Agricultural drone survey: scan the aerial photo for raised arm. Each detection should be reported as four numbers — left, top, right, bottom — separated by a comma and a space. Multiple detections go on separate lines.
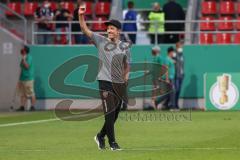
21, 56, 30, 70
78, 3, 93, 38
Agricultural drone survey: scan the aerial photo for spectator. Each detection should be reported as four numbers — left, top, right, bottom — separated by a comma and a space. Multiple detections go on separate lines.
164, 47, 176, 110
17, 46, 36, 111
54, 0, 73, 44
163, 0, 185, 44
156, 47, 176, 110
150, 45, 164, 109
174, 41, 184, 109
123, 1, 137, 44
148, 2, 165, 44
72, 0, 89, 44
34, 0, 54, 44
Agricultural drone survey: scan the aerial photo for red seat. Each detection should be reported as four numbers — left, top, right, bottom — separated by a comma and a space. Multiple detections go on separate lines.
236, 17, 240, 30
200, 33, 213, 44
6, 2, 21, 16
200, 17, 215, 31
50, 2, 57, 11
218, 17, 233, 30
216, 33, 232, 44
85, 2, 93, 16
201, 1, 217, 15
92, 17, 107, 31
95, 2, 110, 16
234, 33, 240, 44
63, 2, 75, 14
220, 1, 234, 15
237, 2, 240, 14
24, 2, 38, 16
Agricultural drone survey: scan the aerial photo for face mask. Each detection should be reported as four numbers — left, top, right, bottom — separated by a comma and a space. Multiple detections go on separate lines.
173, 52, 176, 57
177, 48, 183, 53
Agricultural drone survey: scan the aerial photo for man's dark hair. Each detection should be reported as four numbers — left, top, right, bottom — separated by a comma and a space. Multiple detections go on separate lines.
167, 46, 174, 53
24, 45, 30, 54
128, 1, 134, 8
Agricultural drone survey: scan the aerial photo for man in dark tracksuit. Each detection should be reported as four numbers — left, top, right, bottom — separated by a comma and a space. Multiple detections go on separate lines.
174, 42, 184, 109
78, 3, 130, 151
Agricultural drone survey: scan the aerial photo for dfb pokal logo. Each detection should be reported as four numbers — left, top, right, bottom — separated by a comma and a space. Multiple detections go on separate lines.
209, 74, 239, 110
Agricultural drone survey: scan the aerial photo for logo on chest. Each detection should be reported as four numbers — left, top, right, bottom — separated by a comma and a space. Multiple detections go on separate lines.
104, 41, 132, 53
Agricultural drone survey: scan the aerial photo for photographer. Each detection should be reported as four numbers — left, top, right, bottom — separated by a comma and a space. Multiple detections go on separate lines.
17, 46, 36, 111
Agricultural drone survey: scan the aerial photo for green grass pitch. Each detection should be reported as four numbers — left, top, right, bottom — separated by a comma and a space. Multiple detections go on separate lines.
0, 111, 240, 160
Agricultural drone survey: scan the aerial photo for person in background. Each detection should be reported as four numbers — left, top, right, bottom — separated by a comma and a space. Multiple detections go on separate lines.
17, 46, 36, 111
148, 2, 165, 44
174, 41, 184, 110
150, 45, 165, 109
156, 47, 175, 110
72, 0, 89, 44
54, 0, 73, 44
34, 0, 54, 44
123, 1, 137, 44
163, 0, 185, 44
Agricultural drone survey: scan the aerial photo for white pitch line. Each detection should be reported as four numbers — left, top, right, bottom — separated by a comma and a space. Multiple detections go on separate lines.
0, 149, 49, 152
124, 147, 240, 151
0, 118, 59, 128
0, 113, 100, 128
0, 147, 239, 152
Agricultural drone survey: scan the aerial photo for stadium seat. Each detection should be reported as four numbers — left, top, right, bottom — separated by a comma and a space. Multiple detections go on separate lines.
237, 2, 240, 15
234, 33, 240, 44
216, 33, 232, 44
220, 1, 234, 15
217, 17, 233, 31
63, 2, 75, 14
200, 33, 213, 44
24, 2, 38, 16
201, 1, 217, 15
50, 2, 57, 11
236, 17, 240, 30
200, 17, 215, 31
92, 17, 107, 31
85, 2, 93, 16
95, 2, 110, 16
6, 2, 21, 16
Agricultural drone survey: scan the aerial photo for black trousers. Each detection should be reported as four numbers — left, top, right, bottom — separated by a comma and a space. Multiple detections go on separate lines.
149, 34, 164, 44
174, 77, 184, 109
128, 34, 136, 44
155, 79, 176, 109
164, 34, 180, 44
98, 80, 127, 144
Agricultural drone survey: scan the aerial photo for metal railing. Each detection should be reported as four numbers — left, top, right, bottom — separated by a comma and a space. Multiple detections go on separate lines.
0, 3, 27, 44
31, 19, 240, 45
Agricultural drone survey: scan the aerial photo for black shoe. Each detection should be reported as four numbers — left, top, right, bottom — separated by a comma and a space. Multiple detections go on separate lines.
30, 106, 35, 111
16, 106, 25, 111
121, 107, 127, 111
110, 142, 122, 151
94, 134, 105, 150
